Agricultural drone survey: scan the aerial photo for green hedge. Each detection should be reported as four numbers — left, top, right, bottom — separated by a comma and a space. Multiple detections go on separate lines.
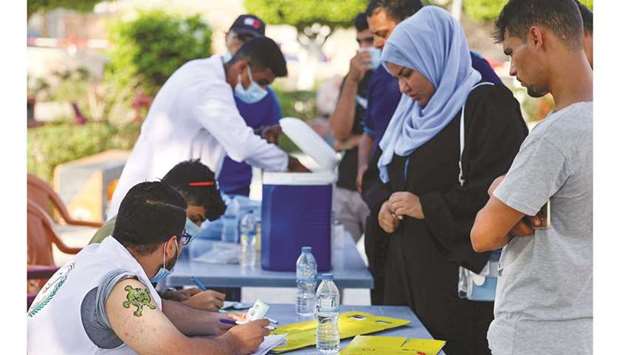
27, 121, 140, 182
105, 10, 213, 98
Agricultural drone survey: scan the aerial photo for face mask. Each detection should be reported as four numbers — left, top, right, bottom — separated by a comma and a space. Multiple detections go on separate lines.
360, 47, 382, 70
149, 239, 179, 284
222, 51, 232, 63
235, 66, 268, 103
185, 218, 201, 239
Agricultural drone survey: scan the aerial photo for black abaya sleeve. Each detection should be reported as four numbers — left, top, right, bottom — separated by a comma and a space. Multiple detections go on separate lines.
418, 85, 528, 273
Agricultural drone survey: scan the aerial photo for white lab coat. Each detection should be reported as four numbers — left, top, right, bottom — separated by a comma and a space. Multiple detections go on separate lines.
108, 55, 288, 217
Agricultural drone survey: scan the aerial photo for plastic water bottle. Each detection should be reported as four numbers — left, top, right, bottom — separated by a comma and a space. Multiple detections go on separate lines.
296, 246, 317, 316
316, 273, 340, 353
221, 197, 240, 243
239, 210, 258, 267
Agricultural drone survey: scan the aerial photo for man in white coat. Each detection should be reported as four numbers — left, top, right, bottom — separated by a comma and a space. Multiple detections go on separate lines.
28, 181, 269, 354
109, 37, 307, 217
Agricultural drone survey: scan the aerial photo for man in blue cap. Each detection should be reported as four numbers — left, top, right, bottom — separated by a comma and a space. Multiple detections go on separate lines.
220, 14, 284, 197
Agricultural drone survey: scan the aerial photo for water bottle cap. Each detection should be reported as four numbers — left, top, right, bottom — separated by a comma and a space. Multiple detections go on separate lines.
319, 273, 334, 280
301, 246, 312, 253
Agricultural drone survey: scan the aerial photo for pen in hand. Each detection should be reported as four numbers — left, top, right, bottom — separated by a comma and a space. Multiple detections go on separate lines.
192, 276, 207, 291
219, 318, 237, 325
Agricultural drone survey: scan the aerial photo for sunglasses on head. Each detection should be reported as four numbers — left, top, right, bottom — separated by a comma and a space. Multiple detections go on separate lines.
188, 181, 215, 187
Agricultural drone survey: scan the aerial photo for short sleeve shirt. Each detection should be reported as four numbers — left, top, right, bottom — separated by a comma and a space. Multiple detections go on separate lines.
488, 102, 592, 354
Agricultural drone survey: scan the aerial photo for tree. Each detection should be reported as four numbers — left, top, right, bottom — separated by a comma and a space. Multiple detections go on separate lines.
462, 0, 593, 23
28, 0, 102, 19
245, 0, 367, 89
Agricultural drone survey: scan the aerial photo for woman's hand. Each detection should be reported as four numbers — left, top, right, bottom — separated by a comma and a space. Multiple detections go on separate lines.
389, 192, 424, 219
378, 201, 400, 233
181, 289, 226, 311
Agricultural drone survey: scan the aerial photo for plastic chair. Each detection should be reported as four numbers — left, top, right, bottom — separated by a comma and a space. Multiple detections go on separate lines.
27, 265, 59, 309
27, 199, 83, 298
28, 199, 82, 261
27, 174, 102, 228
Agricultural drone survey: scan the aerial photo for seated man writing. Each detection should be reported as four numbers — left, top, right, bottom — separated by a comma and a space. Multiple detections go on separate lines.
28, 181, 269, 355
91, 159, 228, 312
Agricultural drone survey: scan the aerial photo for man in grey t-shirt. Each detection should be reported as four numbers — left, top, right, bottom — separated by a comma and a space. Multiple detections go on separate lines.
470, 1, 593, 354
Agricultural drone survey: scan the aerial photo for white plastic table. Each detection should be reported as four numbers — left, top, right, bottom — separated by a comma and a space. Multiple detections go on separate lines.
164, 234, 374, 290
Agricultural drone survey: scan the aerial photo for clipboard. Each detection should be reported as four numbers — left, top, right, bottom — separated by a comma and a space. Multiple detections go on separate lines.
340, 335, 446, 354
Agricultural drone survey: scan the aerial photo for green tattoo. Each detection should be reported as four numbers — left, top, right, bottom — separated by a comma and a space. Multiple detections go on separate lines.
122, 285, 156, 317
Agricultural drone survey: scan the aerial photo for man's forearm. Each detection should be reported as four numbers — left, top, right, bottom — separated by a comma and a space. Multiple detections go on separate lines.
358, 133, 373, 171
162, 299, 220, 336
471, 197, 524, 252
182, 336, 237, 355
329, 76, 359, 141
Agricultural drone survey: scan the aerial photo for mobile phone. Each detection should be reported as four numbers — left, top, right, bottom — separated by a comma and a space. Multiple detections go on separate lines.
533, 201, 551, 230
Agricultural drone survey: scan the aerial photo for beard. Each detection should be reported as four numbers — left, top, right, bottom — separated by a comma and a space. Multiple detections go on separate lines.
526, 84, 549, 98
163, 241, 180, 271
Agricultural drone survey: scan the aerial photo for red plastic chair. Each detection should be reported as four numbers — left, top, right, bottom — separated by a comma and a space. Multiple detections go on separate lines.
27, 265, 59, 309
27, 199, 83, 300
27, 174, 102, 228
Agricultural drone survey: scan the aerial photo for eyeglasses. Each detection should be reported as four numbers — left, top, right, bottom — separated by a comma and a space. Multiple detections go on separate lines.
179, 229, 193, 246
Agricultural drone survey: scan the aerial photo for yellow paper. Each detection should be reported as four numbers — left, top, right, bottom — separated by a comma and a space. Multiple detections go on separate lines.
271, 311, 411, 353
340, 335, 446, 355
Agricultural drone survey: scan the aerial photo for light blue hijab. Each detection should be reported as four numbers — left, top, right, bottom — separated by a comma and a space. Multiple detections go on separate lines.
377, 6, 481, 183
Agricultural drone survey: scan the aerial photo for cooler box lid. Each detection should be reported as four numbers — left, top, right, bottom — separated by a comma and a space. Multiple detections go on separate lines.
262, 171, 336, 186
280, 117, 339, 172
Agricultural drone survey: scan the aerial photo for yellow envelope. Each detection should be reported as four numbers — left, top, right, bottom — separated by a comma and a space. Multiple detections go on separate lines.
271, 311, 411, 353
340, 335, 446, 355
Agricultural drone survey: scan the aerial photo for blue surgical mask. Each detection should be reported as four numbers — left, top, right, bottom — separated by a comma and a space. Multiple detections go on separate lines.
185, 218, 201, 239
235, 66, 268, 103
149, 239, 178, 284
222, 51, 232, 63
366, 47, 382, 70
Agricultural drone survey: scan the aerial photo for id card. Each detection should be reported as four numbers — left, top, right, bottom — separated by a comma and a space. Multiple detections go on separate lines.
533, 201, 551, 230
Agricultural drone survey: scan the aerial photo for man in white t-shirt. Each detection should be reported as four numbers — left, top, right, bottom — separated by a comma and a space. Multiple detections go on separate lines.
28, 182, 269, 354
470, 1, 592, 354
108, 36, 308, 218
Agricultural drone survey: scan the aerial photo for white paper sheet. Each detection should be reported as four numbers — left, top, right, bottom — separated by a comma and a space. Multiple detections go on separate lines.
251, 335, 287, 355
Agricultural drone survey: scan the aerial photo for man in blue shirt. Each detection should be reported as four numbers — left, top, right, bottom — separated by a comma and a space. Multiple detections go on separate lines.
219, 15, 283, 196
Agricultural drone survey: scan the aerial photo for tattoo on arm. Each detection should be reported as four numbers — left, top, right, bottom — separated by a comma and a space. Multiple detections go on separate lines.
122, 285, 156, 317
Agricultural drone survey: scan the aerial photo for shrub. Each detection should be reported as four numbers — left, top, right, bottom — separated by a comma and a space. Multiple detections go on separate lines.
27, 121, 140, 182
105, 11, 213, 98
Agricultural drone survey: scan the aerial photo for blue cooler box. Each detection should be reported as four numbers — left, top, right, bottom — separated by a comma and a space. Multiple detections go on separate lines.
260, 118, 339, 272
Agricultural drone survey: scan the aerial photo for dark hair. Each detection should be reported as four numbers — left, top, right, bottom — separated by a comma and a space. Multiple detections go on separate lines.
229, 37, 288, 77
354, 12, 369, 32
575, 1, 592, 34
113, 181, 187, 255
161, 159, 226, 221
366, 0, 424, 23
494, 0, 584, 50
